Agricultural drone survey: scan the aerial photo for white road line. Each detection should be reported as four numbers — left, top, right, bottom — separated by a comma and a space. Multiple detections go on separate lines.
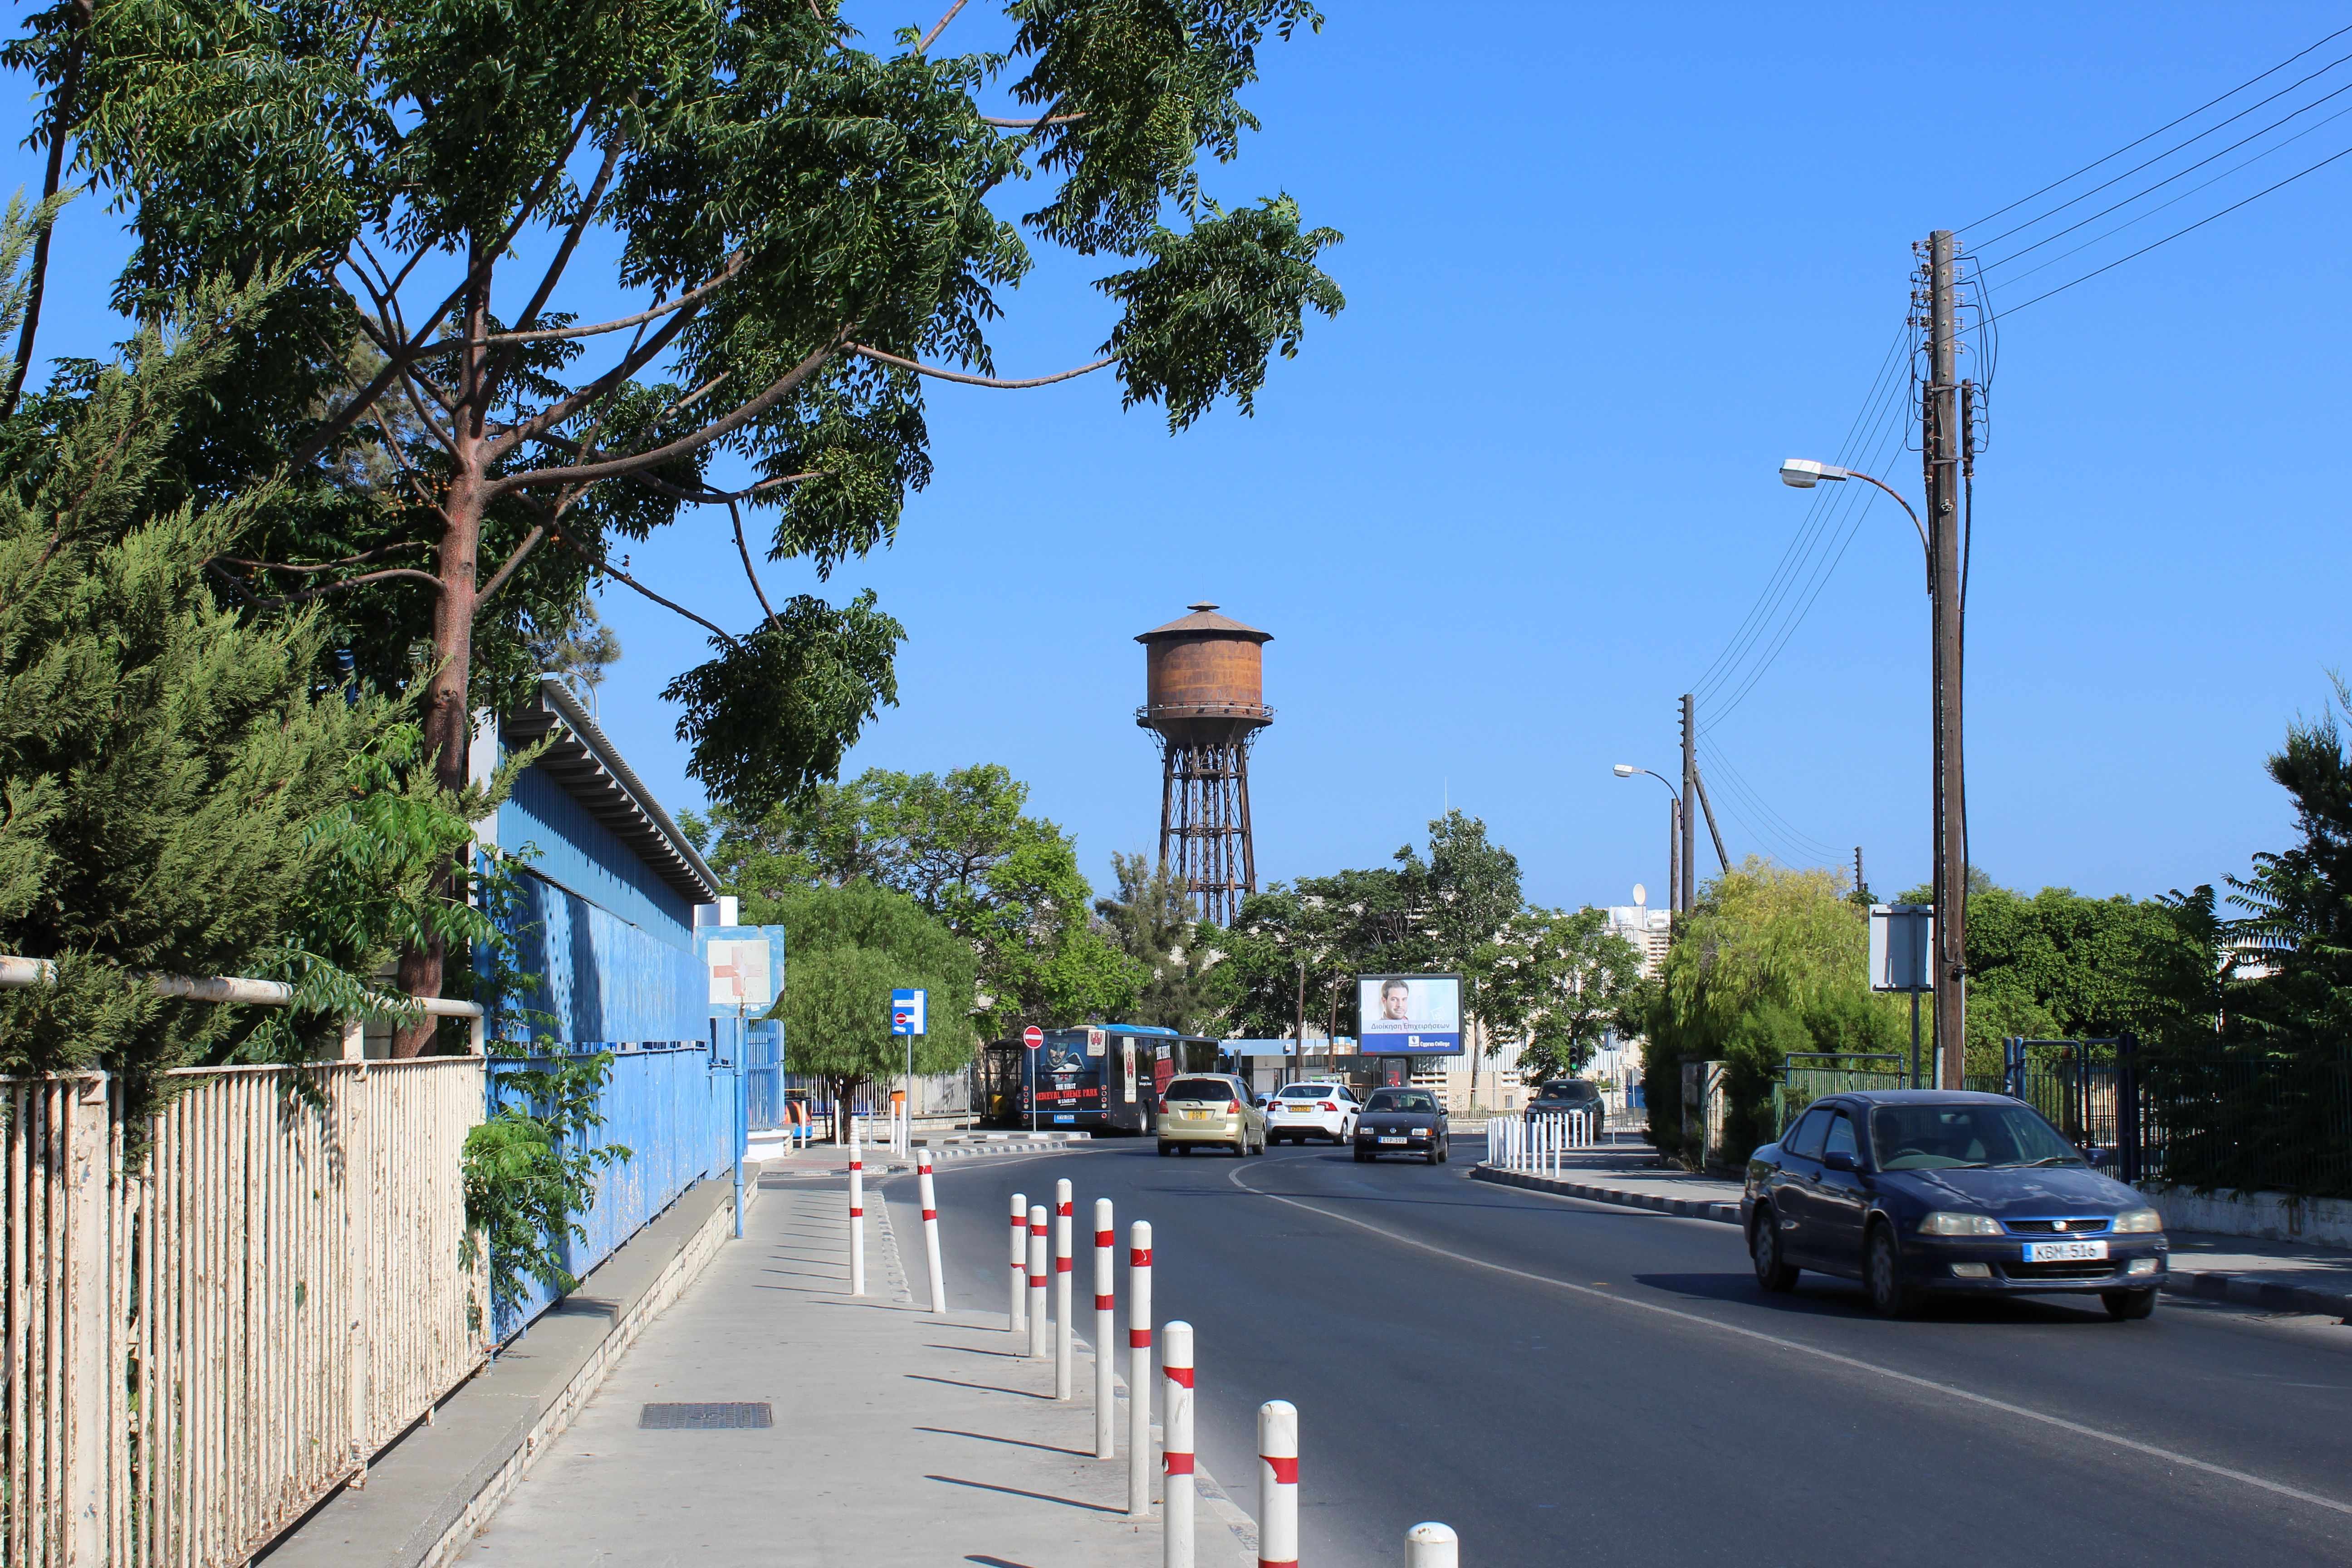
1226, 1160, 2352, 1522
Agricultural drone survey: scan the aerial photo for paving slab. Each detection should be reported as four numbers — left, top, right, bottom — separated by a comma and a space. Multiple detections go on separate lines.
454, 1177, 1251, 1568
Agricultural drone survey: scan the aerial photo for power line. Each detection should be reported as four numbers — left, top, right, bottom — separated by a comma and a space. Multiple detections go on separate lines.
1992, 138, 2352, 319
1959, 21, 2352, 232
1973, 44, 2352, 252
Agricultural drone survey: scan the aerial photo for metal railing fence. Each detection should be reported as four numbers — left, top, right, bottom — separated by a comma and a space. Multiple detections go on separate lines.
2, 1058, 486, 1568
2132, 1044, 2352, 1200
1483, 1111, 1600, 1175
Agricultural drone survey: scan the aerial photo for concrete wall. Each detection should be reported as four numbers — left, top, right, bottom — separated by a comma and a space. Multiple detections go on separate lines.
2138, 1182, 2352, 1250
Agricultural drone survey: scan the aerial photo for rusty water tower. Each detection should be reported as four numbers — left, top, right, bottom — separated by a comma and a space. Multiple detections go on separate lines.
1136, 603, 1273, 924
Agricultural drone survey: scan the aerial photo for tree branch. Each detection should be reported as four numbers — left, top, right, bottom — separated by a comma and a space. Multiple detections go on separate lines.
4, 0, 91, 421
730, 499, 783, 633
915, 0, 969, 54
218, 541, 429, 573
483, 290, 706, 461
476, 524, 544, 604
846, 340, 1116, 388
490, 333, 846, 496
556, 534, 736, 645
981, 113, 1086, 127
212, 564, 446, 608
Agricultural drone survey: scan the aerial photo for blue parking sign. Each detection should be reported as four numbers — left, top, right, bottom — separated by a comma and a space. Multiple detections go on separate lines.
890, 988, 927, 1036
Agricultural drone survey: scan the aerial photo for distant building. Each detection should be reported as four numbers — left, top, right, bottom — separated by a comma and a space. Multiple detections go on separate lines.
1603, 901, 1673, 977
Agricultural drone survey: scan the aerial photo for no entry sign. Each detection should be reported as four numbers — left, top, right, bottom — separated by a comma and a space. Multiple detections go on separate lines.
1023, 1025, 1044, 1052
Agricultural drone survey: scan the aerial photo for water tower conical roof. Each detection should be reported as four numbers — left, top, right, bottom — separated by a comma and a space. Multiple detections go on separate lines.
1135, 601, 1272, 644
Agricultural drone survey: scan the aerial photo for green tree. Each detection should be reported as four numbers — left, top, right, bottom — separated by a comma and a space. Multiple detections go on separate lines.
18, 0, 1343, 1034
1490, 906, 1644, 1082
1397, 809, 1524, 1087
2222, 680, 2352, 1049
695, 764, 1137, 1033
773, 881, 978, 1139
0, 250, 509, 1122
1638, 860, 1908, 1166
1093, 852, 1218, 1031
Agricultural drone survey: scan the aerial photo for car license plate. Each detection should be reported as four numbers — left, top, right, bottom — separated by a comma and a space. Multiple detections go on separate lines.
1053, 1114, 1074, 1124
1378, 1136, 1407, 1145
2023, 1239, 2108, 1262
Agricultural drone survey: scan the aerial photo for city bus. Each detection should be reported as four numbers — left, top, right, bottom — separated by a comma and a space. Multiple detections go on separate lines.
977, 1025, 1223, 1133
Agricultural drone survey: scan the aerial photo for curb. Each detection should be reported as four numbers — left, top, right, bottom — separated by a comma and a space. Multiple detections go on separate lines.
1473, 1163, 2352, 1322
1473, 1162, 1743, 1224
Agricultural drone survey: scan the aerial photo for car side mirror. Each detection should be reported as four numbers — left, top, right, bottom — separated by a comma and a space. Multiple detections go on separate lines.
1823, 1150, 1860, 1174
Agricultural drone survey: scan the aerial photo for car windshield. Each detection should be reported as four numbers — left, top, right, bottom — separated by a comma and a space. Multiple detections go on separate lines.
1538, 1083, 1592, 1099
1164, 1078, 1235, 1104
1869, 1103, 2083, 1170
1366, 1091, 1437, 1114
1278, 1085, 1331, 1098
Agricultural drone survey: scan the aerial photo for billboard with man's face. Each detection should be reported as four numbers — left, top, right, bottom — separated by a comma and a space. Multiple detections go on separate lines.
1356, 974, 1463, 1054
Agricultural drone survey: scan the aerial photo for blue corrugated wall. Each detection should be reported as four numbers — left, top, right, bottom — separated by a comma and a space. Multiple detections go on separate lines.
506, 869, 706, 1043
488, 1041, 743, 1340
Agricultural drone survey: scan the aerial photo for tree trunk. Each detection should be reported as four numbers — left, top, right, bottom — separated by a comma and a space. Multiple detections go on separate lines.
392, 263, 490, 1057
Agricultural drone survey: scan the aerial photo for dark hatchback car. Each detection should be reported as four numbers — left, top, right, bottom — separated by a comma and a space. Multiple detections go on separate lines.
1742, 1090, 2168, 1321
1525, 1078, 1605, 1133
1352, 1088, 1449, 1163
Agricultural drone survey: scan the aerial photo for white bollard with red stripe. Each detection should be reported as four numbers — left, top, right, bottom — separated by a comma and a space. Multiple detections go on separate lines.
917, 1151, 946, 1315
1027, 1205, 1049, 1361
1258, 1400, 1298, 1568
1406, 1522, 1458, 1567
1093, 1198, 1116, 1459
1127, 1220, 1153, 1518
1009, 1191, 1029, 1332
1054, 1179, 1075, 1400
1162, 1321, 1195, 1568
848, 1128, 866, 1297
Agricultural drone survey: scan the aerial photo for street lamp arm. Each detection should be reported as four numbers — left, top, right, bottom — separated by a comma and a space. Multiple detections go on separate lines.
1614, 764, 1679, 804
1841, 468, 1930, 559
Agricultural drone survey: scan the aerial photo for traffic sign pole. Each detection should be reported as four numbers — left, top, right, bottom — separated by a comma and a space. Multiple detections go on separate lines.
1023, 1024, 1044, 1135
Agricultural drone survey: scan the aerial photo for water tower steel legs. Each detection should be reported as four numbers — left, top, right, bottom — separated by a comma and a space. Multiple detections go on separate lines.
1156, 734, 1258, 925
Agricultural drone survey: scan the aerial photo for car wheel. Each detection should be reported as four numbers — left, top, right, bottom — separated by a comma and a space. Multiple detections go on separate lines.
1157, 1141, 1171, 1157
1436, 1140, 1449, 1164
1176, 1143, 1191, 1156
1352, 1147, 1369, 1162
1864, 1222, 1919, 1318
2101, 1287, 2158, 1321
1750, 1209, 1798, 1293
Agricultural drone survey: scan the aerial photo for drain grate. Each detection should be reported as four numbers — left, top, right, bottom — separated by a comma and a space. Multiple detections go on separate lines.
638, 1401, 773, 1430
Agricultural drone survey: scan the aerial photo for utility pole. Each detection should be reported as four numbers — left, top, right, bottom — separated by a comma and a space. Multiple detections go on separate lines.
1853, 846, 1867, 902
1679, 694, 1697, 915
1921, 230, 1968, 1088
1667, 798, 1681, 915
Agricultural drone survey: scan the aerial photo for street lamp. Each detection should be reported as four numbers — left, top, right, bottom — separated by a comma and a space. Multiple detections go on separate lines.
1776, 456, 1965, 1087
1613, 764, 1681, 915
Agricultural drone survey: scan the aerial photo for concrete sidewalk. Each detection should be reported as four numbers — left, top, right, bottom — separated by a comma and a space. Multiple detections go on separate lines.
453, 1175, 1252, 1568
1474, 1155, 2352, 1319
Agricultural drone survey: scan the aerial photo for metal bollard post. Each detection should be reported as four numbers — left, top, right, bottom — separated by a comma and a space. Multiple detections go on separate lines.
1127, 1220, 1153, 1518
1009, 1191, 1028, 1332
918, 1152, 946, 1315
1163, 1321, 1196, 1568
1093, 1198, 1116, 1459
1028, 1205, 1049, 1361
848, 1129, 866, 1296
1406, 1522, 1458, 1567
1258, 1400, 1298, 1568
1055, 1179, 1075, 1400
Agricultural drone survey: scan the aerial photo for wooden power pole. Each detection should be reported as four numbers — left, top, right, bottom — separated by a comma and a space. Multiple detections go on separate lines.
1922, 230, 1969, 1088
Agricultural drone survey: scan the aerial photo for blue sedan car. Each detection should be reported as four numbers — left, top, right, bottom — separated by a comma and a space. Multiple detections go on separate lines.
1742, 1090, 2168, 1321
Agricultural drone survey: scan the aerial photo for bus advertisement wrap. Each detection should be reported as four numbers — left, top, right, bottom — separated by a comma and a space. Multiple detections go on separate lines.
1357, 974, 1463, 1054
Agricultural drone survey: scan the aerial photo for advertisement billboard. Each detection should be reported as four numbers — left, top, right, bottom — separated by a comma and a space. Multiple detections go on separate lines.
1356, 973, 1463, 1054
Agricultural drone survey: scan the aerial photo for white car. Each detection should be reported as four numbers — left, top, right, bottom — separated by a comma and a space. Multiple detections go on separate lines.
1264, 1082, 1362, 1144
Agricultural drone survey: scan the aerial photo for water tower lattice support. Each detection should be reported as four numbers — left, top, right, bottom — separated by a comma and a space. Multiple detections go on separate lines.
1156, 732, 1259, 926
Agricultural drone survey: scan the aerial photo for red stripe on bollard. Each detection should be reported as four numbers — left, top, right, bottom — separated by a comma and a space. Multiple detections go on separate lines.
1265, 1456, 1298, 1485
1094, 1293, 1115, 1310
1133, 1247, 1153, 1266
1095, 1229, 1114, 1247
850, 1205, 863, 1218
1128, 1328, 1151, 1347
922, 1208, 937, 1221
1167, 1366, 1194, 1388
1056, 1255, 1073, 1272
1165, 1452, 1195, 1475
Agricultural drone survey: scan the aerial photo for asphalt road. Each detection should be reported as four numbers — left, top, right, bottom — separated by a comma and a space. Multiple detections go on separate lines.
883, 1134, 2352, 1567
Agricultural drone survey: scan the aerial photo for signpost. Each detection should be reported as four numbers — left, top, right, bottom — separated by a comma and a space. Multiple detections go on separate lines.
891, 990, 927, 1155
1868, 905, 1935, 1088
1023, 1025, 1044, 1134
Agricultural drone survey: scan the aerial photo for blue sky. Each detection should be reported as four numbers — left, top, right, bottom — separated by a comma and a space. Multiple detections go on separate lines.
10, 2, 2351, 912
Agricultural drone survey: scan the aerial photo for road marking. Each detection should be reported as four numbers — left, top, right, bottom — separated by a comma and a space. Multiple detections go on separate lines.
1226, 1161, 2352, 1521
